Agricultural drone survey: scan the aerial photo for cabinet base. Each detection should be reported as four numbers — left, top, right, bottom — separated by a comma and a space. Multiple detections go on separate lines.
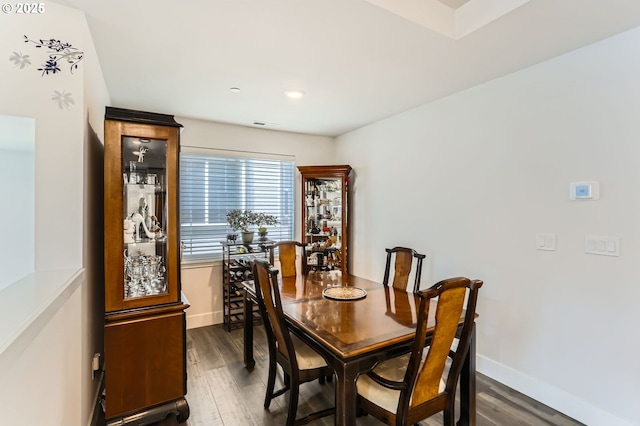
105, 398, 189, 426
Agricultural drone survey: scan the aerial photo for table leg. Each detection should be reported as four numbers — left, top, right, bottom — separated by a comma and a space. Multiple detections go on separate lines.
243, 290, 255, 369
333, 362, 359, 426
457, 323, 476, 426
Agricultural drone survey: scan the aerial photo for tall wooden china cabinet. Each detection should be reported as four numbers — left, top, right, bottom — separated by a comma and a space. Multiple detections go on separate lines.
103, 107, 189, 424
298, 165, 352, 273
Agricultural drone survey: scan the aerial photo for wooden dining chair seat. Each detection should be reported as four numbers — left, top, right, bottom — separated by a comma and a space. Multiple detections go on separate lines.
356, 276, 483, 426
252, 258, 334, 426
382, 246, 426, 293
269, 240, 308, 277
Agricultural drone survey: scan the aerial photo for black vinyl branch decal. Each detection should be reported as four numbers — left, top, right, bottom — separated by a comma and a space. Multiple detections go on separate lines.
23, 35, 84, 75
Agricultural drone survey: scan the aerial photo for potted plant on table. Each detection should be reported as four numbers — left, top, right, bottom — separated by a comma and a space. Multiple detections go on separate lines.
255, 212, 279, 241
226, 209, 279, 244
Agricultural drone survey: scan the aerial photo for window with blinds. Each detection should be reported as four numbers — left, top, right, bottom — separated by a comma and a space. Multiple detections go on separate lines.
180, 151, 295, 261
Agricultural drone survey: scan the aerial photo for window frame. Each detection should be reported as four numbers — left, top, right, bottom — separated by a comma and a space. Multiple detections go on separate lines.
179, 147, 295, 263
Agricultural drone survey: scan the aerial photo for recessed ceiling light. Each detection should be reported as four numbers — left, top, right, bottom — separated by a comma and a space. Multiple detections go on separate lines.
230, 87, 241, 93
284, 89, 305, 99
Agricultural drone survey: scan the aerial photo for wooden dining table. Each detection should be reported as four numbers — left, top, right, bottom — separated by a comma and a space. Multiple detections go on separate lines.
241, 270, 477, 426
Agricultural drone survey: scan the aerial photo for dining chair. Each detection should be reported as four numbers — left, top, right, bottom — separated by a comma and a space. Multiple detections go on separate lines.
251, 258, 335, 426
356, 276, 483, 426
269, 240, 309, 277
382, 247, 426, 292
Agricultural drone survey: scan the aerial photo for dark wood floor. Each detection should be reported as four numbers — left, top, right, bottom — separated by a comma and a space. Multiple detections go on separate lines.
168, 324, 584, 426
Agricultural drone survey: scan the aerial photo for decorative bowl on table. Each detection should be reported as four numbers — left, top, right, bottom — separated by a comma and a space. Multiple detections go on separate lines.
322, 286, 367, 301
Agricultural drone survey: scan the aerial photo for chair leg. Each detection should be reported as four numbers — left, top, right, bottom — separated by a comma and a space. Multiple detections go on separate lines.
443, 406, 455, 426
442, 393, 457, 426
286, 383, 300, 426
264, 358, 277, 408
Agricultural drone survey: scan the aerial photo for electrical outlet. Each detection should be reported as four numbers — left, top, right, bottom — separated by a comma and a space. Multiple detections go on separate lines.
92, 353, 101, 380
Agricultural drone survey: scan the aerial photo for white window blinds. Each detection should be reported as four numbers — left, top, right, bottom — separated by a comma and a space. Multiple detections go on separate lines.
180, 151, 295, 261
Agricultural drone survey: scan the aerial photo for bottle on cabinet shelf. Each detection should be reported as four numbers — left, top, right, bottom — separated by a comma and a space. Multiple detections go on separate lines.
230, 283, 242, 297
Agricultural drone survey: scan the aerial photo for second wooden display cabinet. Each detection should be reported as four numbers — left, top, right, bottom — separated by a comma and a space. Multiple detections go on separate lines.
298, 165, 352, 273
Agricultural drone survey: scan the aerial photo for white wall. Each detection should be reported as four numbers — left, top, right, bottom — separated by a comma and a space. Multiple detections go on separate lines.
335, 27, 640, 426
0, 3, 109, 425
176, 118, 335, 328
1, 5, 83, 271
0, 272, 85, 425
81, 8, 111, 423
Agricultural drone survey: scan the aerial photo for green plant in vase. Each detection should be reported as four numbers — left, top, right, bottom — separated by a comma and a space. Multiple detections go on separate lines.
255, 212, 279, 240
226, 210, 279, 243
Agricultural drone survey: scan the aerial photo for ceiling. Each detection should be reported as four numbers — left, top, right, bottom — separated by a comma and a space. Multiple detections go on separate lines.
55, 0, 640, 137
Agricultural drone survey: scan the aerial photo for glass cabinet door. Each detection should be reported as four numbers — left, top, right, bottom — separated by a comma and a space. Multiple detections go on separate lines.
122, 137, 168, 299
104, 109, 182, 312
303, 177, 343, 245
298, 165, 351, 273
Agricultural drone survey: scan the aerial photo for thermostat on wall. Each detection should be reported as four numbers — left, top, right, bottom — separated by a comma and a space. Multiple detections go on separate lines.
569, 181, 599, 200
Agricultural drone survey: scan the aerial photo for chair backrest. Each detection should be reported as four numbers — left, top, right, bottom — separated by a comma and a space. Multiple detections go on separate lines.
399, 277, 483, 420
382, 247, 426, 292
252, 258, 297, 368
269, 240, 308, 277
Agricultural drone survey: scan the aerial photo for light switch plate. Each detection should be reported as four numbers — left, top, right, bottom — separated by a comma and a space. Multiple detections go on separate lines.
585, 235, 619, 256
536, 233, 556, 251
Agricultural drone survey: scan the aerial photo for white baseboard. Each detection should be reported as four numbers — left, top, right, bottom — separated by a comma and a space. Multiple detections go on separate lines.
186, 311, 223, 329
477, 355, 633, 426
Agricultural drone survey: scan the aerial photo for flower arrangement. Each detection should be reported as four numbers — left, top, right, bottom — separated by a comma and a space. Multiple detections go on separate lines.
226, 209, 279, 233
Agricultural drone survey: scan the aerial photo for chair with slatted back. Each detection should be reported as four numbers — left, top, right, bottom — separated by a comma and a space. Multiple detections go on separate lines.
382, 247, 426, 293
356, 277, 483, 426
251, 258, 334, 426
269, 240, 308, 277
